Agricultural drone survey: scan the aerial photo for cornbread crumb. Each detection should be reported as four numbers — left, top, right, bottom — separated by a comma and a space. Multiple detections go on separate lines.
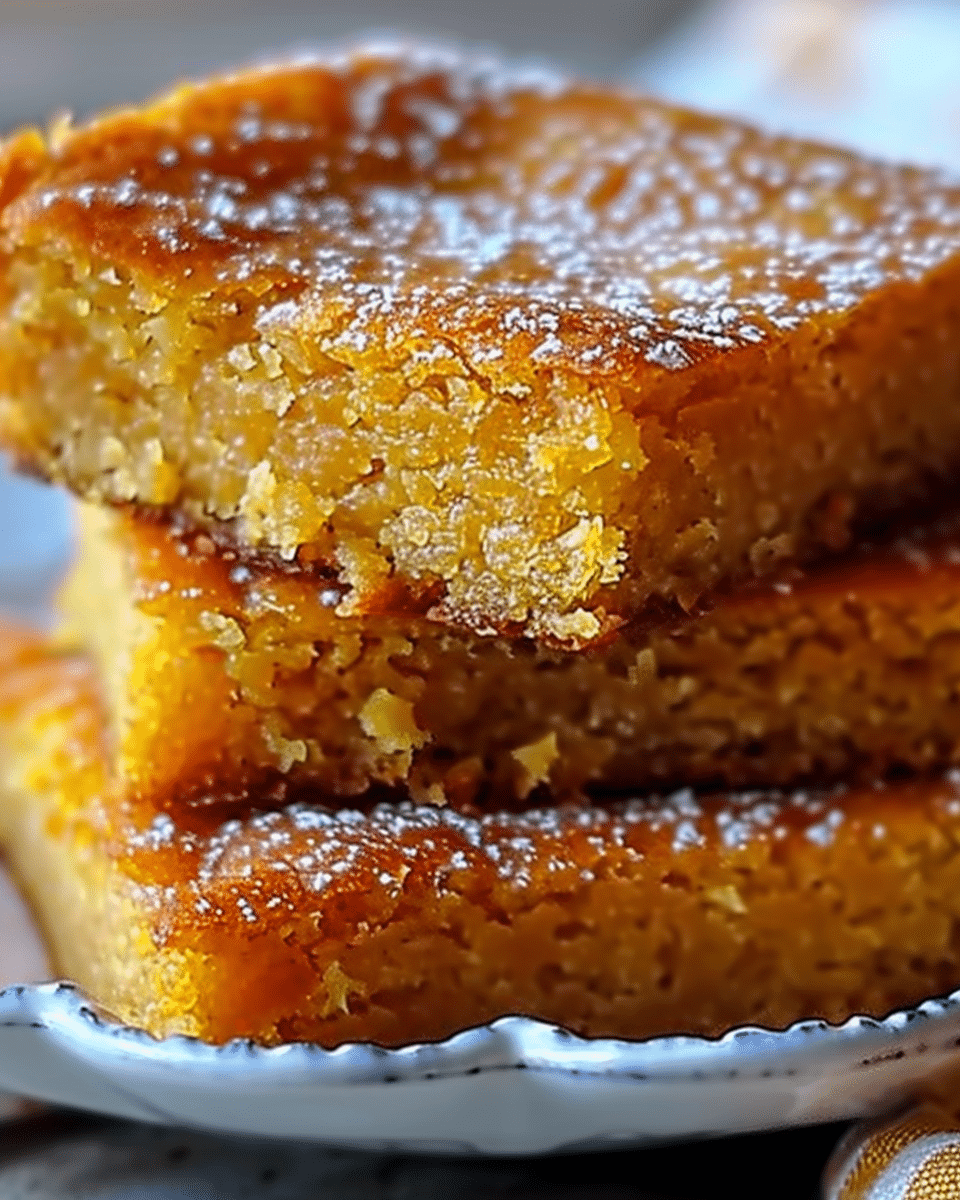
358, 689, 428, 757
198, 610, 245, 651
512, 733, 560, 797
320, 961, 366, 1018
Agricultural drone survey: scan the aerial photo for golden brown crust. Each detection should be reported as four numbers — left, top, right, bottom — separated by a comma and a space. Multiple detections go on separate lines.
4, 626, 960, 1047
2, 47, 956, 376
0, 130, 46, 216
5, 46, 960, 643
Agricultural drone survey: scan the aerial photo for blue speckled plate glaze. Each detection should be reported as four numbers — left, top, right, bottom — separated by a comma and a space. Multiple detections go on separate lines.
1, 981, 959, 1154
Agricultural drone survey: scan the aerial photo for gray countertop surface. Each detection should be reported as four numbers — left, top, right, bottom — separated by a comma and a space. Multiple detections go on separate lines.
0, 1109, 843, 1199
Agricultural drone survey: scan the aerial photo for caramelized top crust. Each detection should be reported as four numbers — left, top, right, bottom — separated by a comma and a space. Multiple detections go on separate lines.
4, 43, 960, 381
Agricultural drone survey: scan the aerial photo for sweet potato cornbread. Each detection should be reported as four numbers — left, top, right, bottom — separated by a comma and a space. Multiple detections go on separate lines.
63, 502, 960, 811
5, 46, 960, 644
4, 627, 960, 1047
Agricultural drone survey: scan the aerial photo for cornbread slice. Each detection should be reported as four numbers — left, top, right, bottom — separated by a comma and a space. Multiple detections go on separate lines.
5, 48, 960, 644
63, 502, 960, 811
4, 626, 960, 1047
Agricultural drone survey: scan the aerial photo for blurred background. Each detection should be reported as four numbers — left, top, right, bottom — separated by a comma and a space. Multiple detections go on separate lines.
0, 0, 692, 125
1, 0, 960, 618
1, 0, 958, 160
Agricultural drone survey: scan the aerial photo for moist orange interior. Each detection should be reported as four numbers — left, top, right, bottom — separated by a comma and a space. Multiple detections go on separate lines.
60, 502, 960, 812
4, 47, 960, 644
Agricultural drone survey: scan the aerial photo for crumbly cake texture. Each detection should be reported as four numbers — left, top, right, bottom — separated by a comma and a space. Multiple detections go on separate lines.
5, 47, 960, 645
61, 502, 960, 811
4, 627, 960, 1047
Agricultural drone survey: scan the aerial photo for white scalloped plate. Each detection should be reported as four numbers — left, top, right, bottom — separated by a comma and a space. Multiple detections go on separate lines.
1, 982, 960, 1154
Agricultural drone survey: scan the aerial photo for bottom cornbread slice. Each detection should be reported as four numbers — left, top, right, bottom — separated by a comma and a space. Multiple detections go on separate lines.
3, 625, 960, 1047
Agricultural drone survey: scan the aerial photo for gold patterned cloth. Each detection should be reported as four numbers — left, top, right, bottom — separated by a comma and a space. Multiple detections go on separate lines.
824, 1105, 960, 1199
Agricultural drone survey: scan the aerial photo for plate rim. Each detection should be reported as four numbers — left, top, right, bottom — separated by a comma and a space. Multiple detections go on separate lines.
4, 979, 960, 1152
4, 978, 959, 1084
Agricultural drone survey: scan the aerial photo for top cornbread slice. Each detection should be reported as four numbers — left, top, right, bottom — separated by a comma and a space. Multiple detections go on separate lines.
4, 46, 960, 644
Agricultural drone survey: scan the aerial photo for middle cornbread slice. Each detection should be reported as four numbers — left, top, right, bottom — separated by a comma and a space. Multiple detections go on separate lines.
63, 503, 960, 812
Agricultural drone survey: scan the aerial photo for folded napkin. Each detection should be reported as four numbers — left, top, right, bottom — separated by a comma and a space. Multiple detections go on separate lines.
824, 1104, 960, 1199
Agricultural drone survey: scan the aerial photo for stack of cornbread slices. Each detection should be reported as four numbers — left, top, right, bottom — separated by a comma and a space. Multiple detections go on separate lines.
3, 43, 960, 1047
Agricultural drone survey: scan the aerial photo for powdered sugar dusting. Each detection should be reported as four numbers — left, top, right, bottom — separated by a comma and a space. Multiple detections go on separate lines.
120, 780, 899, 925
22, 41, 960, 379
